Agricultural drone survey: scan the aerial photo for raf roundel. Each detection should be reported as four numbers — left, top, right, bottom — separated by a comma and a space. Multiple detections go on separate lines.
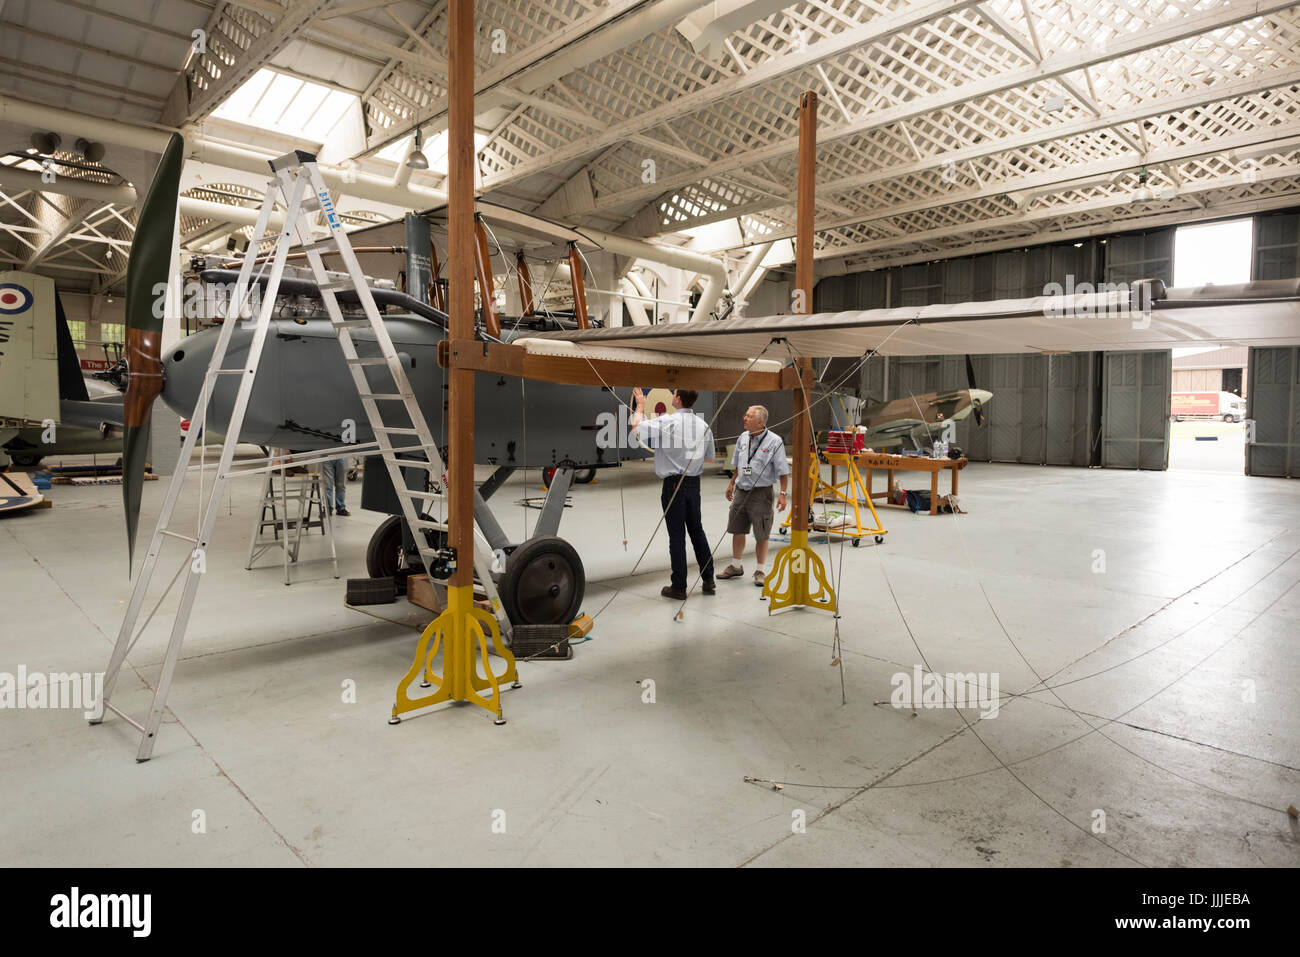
0, 283, 34, 315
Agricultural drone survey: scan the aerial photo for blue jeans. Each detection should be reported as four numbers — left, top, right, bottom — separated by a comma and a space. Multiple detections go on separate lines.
323, 458, 347, 509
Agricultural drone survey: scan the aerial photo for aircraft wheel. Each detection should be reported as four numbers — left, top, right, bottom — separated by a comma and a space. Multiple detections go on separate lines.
500, 535, 584, 626
542, 465, 557, 487
1223, 414, 1236, 423
9, 452, 42, 467
574, 467, 597, 484
366, 516, 409, 590
366, 515, 448, 589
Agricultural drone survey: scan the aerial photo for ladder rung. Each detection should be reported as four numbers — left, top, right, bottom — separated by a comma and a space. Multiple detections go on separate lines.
376, 427, 419, 435
161, 530, 199, 544
408, 491, 444, 501
332, 318, 372, 329
412, 519, 447, 531
303, 240, 336, 254
301, 197, 321, 211
346, 357, 389, 366
208, 368, 245, 376
396, 460, 437, 471
360, 393, 408, 400
319, 280, 353, 292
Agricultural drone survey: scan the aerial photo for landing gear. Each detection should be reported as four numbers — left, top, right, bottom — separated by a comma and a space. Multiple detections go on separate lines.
499, 535, 585, 626
365, 514, 447, 591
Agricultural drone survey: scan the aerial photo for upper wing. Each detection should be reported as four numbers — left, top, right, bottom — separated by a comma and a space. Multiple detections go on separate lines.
526, 279, 1300, 359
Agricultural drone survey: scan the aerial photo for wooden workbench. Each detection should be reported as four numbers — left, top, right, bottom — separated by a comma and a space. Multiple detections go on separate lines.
853, 451, 968, 515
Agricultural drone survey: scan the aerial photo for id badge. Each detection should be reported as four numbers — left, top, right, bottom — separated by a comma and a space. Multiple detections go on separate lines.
742, 466, 753, 475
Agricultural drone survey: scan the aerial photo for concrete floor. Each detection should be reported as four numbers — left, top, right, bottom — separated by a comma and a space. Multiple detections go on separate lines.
1, 457, 1297, 867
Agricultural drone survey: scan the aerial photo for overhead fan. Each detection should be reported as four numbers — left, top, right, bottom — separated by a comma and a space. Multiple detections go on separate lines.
122, 133, 185, 569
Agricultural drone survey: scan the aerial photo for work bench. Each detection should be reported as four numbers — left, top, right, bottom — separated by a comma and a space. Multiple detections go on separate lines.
850, 450, 969, 515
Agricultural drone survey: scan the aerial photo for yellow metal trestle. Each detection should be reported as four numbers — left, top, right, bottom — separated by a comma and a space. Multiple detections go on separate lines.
763, 529, 837, 612
391, 585, 519, 724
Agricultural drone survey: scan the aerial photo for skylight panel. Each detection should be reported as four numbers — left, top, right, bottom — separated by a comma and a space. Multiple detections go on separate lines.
213, 69, 360, 144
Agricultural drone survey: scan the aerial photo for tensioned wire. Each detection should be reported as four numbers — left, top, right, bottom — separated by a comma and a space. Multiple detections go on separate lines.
745, 370, 1294, 841
549, 312, 925, 626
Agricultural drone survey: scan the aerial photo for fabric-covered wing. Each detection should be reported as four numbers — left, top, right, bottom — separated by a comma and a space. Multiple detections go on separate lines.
527, 280, 1300, 360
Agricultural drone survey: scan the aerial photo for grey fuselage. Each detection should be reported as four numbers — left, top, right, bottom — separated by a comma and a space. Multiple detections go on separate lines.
161, 314, 643, 469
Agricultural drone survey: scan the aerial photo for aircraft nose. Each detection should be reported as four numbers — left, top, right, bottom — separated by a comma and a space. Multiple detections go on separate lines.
160, 337, 212, 417
972, 389, 993, 406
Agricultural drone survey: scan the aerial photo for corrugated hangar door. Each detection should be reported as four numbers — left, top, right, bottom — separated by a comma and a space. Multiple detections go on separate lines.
1101, 351, 1171, 470
1045, 353, 1103, 466
1246, 347, 1299, 477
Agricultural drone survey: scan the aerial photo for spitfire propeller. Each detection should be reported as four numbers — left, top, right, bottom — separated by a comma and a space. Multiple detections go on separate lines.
122, 133, 185, 568
965, 354, 986, 427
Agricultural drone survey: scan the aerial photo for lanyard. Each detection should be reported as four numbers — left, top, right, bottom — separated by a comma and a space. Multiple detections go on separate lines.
745, 430, 768, 466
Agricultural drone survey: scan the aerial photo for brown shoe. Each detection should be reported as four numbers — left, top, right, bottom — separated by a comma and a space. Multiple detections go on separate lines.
717, 564, 744, 579
753, 571, 766, 587
661, 585, 687, 600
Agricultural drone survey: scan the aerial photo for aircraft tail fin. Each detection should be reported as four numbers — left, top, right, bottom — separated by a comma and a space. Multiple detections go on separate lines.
0, 271, 60, 424
54, 287, 89, 402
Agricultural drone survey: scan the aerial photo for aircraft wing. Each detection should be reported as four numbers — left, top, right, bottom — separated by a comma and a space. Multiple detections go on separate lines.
524, 279, 1300, 359
59, 397, 124, 432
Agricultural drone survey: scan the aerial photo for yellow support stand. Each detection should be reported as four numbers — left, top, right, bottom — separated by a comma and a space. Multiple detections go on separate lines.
763, 528, 837, 612
781, 449, 887, 544
391, 584, 519, 725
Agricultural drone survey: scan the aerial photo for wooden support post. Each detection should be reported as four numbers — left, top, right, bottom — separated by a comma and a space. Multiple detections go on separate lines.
763, 90, 835, 614
474, 214, 502, 339
394, 0, 516, 726
567, 241, 589, 329
516, 250, 534, 316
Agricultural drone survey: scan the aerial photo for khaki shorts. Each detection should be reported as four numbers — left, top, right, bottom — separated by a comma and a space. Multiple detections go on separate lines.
727, 485, 776, 540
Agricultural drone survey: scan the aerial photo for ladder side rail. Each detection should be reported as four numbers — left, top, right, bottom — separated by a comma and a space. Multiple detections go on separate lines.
95, 179, 284, 721
287, 181, 448, 585
131, 171, 312, 759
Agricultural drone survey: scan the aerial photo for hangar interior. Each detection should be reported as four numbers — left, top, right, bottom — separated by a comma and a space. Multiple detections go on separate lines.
0, 0, 1297, 869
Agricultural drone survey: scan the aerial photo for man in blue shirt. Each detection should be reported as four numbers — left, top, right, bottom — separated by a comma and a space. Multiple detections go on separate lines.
631, 387, 717, 601
717, 405, 789, 587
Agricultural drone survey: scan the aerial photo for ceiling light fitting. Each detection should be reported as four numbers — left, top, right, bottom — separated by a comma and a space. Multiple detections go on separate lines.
405, 128, 429, 170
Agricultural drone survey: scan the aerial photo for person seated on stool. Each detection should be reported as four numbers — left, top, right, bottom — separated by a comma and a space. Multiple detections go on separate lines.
631, 387, 716, 601
718, 405, 788, 587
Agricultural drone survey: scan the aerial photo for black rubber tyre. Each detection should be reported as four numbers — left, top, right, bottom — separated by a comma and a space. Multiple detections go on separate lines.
499, 535, 585, 627
365, 516, 408, 589
875, 535, 884, 544
1223, 414, 1236, 423
574, 467, 597, 484
852, 538, 861, 547
9, 453, 42, 467
366, 515, 448, 589
542, 465, 558, 487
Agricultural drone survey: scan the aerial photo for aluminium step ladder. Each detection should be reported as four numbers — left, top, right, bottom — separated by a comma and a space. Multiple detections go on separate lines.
245, 458, 338, 584
92, 149, 507, 761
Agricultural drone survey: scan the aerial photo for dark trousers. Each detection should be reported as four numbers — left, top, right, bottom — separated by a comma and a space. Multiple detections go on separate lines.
661, 475, 714, 590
